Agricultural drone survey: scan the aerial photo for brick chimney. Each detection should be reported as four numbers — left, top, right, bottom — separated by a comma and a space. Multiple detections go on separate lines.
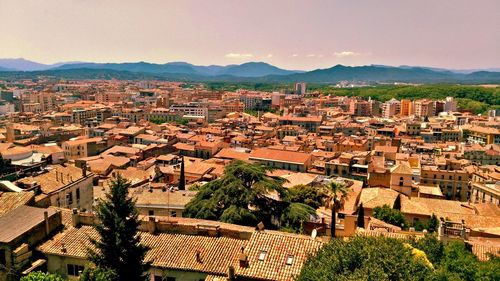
44, 211, 50, 235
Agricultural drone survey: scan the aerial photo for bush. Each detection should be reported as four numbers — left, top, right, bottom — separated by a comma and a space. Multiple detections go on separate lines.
20, 272, 65, 281
373, 204, 407, 228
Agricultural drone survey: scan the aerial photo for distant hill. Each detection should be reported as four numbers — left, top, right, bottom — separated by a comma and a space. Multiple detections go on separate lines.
1, 59, 500, 84
0, 58, 84, 71
52, 61, 299, 77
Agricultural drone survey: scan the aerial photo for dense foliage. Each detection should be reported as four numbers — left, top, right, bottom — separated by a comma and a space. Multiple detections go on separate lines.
373, 204, 407, 228
298, 235, 500, 281
80, 267, 118, 281
88, 174, 150, 281
298, 236, 433, 280
288, 184, 328, 209
20, 272, 65, 281
183, 161, 316, 232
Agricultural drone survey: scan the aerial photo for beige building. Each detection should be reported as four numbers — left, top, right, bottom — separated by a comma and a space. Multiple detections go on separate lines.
470, 182, 500, 206
16, 164, 95, 211
62, 137, 105, 160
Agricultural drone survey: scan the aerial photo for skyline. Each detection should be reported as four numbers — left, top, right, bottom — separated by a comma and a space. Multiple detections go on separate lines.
1, 0, 500, 70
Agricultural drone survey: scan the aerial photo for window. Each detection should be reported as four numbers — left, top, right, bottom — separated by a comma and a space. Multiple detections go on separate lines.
148, 210, 154, 216
67, 264, 84, 276
166, 277, 176, 281
170, 211, 177, 217
153, 276, 163, 281
258, 250, 267, 261
286, 255, 294, 265
67, 192, 73, 205
399, 177, 404, 186
76, 188, 80, 201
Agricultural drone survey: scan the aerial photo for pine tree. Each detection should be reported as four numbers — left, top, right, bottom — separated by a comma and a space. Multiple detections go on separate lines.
88, 173, 150, 281
357, 203, 365, 228
178, 156, 186, 190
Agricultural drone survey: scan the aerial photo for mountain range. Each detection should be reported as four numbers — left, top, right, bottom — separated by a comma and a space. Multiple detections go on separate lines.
1, 58, 500, 84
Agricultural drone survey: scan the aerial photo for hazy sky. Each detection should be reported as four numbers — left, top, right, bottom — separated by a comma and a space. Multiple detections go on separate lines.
1, 0, 499, 70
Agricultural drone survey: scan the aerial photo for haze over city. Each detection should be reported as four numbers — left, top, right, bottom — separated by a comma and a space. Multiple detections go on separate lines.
1, 0, 500, 70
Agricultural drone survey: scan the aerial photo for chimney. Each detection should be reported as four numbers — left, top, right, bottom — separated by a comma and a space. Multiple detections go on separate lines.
238, 247, 248, 268
71, 208, 79, 227
82, 164, 87, 177
147, 216, 156, 234
228, 265, 236, 281
60, 243, 67, 253
195, 250, 202, 263
44, 211, 50, 235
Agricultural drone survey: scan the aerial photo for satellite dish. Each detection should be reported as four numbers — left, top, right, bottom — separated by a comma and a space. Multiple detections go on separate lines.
311, 229, 317, 240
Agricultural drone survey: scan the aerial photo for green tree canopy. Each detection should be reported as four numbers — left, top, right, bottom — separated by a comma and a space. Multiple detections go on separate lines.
80, 267, 118, 281
288, 184, 327, 209
88, 173, 150, 281
297, 236, 433, 281
373, 204, 407, 228
300, 234, 500, 281
20, 272, 65, 281
183, 161, 316, 231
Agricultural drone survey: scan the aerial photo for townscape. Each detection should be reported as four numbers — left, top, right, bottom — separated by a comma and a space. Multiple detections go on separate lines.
1, 1, 500, 281
0, 78, 498, 280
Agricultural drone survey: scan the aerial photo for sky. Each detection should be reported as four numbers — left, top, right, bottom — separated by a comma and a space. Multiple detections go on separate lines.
1, 0, 499, 70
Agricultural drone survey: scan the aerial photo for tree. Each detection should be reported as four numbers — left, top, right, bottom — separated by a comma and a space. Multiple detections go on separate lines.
409, 234, 444, 265
183, 161, 314, 231
178, 156, 185, 190
373, 204, 406, 228
325, 181, 348, 238
80, 267, 118, 281
20, 272, 65, 281
88, 173, 150, 281
288, 184, 327, 209
280, 202, 316, 233
357, 203, 365, 228
297, 236, 433, 281
427, 214, 439, 233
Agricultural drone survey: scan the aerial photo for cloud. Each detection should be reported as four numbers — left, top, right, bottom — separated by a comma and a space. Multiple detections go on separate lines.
266, 54, 273, 58
333, 51, 361, 57
291, 54, 299, 57
225, 53, 254, 59
306, 54, 324, 58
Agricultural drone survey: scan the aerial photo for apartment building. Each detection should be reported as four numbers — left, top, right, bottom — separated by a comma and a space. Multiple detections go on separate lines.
413, 99, 435, 118
62, 137, 105, 160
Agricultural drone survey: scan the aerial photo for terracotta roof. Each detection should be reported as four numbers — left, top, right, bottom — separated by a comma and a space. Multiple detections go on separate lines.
391, 161, 413, 175
236, 231, 323, 281
0, 206, 58, 243
214, 148, 250, 162
0, 191, 35, 217
17, 164, 87, 194
249, 148, 311, 165
400, 197, 476, 217
39, 225, 247, 275
359, 188, 399, 210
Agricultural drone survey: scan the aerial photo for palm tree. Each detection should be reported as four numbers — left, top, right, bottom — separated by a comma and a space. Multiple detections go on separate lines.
326, 181, 348, 238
